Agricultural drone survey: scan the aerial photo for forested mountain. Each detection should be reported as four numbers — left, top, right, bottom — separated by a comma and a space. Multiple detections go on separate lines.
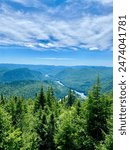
0, 64, 112, 98
1, 68, 43, 82
0, 78, 113, 150
0, 80, 68, 99
0, 64, 113, 149
54, 66, 112, 94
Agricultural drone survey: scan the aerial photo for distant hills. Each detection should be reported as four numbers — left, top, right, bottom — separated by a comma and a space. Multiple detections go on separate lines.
1, 68, 43, 82
0, 64, 113, 99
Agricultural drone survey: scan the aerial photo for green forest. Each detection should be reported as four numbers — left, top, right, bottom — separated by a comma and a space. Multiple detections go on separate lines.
0, 65, 112, 99
0, 78, 112, 150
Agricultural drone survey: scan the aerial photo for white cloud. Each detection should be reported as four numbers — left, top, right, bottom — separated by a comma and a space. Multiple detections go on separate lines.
10, 0, 28, 5
9, 0, 41, 7
89, 47, 99, 50
0, 2, 113, 51
38, 43, 56, 48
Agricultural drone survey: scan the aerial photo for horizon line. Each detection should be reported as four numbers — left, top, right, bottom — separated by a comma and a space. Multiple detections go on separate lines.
0, 62, 113, 68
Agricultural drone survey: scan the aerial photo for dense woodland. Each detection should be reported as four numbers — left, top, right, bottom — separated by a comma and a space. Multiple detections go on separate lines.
0, 65, 112, 99
0, 78, 112, 150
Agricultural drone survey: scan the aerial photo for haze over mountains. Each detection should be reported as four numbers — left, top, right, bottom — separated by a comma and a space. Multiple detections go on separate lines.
0, 64, 112, 99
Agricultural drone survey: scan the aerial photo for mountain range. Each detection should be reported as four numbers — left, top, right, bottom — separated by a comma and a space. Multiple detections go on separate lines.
0, 64, 113, 99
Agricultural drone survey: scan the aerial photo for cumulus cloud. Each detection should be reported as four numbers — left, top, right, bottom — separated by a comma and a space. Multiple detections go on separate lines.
0, 1, 113, 51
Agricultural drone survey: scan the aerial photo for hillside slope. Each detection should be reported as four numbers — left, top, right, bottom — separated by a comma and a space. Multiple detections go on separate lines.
0, 64, 113, 98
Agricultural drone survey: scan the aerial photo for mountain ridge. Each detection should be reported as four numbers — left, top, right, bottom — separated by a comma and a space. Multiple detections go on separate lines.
0, 64, 113, 99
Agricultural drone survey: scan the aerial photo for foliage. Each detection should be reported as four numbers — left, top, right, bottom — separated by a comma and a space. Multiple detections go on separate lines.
0, 78, 113, 150
0, 64, 112, 99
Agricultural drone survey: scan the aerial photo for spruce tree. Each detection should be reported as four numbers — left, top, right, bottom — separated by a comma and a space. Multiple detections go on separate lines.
87, 77, 109, 142
0, 106, 22, 149
47, 113, 56, 150
76, 100, 81, 116
34, 87, 46, 112
37, 111, 48, 150
46, 87, 55, 108
66, 90, 76, 107
54, 110, 77, 150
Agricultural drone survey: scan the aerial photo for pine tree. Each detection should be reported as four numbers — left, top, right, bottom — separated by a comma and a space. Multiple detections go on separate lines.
15, 98, 25, 130
66, 90, 76, 107
87, 77, 109, 142
37, 111, 48, 150
34, 87, 46, 112
76, 100, 81, 116
54, 110, 77, 150
6, 97, 17, 126
46, 87, 55, 108
47, 113, 56, 150
0, 106, 22, 150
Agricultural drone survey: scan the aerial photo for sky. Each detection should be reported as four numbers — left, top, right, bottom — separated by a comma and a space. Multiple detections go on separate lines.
0, 0, 113, 66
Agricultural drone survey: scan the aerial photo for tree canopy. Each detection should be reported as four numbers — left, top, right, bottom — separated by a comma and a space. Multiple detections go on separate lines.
0, 78, 113, 150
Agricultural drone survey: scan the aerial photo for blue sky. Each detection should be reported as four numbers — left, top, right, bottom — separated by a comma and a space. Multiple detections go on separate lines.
0, 0, 113, 66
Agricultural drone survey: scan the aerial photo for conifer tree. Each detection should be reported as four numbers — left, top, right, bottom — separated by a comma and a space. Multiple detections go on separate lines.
47, 113, 56, 150
87, 77, 109, 142
15, 98, 25, 130
37, 111, 48, 150
6, 97, 17, 126
0, 94, 5, 105
0, 106, 22, 149
76, 100, 81, 116
34, 87, 46, 112
54, 110, 77, 150
46, 87, 55, 108
66, 90, 76, 107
